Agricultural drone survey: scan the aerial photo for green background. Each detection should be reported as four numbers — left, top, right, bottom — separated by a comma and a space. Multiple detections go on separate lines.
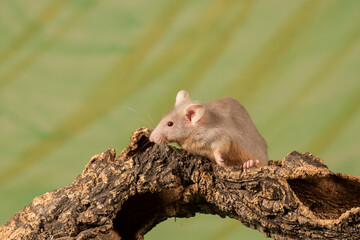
1, 0, 360, 239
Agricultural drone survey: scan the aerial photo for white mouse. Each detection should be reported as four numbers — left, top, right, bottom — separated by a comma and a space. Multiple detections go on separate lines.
149, 90, 268, 168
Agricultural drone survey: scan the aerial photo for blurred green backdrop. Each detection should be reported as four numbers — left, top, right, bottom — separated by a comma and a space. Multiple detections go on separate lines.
1, 0, 360, 239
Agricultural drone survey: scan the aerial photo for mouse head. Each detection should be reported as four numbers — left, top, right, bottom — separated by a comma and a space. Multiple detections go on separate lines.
149, 90, 204, 145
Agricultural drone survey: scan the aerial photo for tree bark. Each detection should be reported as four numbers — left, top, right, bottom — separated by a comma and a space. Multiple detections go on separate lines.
1, 127, 360, 240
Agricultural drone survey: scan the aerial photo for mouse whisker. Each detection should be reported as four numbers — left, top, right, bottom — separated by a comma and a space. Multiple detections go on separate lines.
166, 143, 184, 158
123, 105, 154, 129
160, 140, 171, 160
145, 111, 156, 129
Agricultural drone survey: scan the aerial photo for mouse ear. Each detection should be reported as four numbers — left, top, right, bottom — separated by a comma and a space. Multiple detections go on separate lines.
175, 90, 190, 106
184, 104, 204, 123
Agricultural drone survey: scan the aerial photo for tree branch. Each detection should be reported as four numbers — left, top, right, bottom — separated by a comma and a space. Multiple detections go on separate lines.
1, 127, 360, 240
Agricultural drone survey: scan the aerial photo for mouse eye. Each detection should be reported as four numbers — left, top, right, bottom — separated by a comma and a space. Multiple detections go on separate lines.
167, 121, 174, 127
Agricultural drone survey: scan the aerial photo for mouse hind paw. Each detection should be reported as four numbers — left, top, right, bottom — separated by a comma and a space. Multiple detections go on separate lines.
243, 159, 259, 169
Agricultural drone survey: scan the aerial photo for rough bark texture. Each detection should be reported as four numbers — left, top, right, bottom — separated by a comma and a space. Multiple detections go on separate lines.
1, 127, 360, 240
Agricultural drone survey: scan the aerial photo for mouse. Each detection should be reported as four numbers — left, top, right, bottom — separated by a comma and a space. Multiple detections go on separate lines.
149, 90, 268, 169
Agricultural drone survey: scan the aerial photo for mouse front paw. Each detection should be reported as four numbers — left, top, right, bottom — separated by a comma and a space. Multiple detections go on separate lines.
243, 159, 259, 169
213, 149, 226, 166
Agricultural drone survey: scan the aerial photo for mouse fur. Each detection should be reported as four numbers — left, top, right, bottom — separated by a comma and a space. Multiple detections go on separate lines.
149, 90, 268, 168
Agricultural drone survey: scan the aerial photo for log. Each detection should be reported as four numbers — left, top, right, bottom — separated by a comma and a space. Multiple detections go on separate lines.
1, 127, 360, 240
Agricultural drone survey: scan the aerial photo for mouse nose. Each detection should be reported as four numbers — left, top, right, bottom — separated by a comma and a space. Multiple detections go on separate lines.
149, 133, 154, 142
149, 130, 159, 143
